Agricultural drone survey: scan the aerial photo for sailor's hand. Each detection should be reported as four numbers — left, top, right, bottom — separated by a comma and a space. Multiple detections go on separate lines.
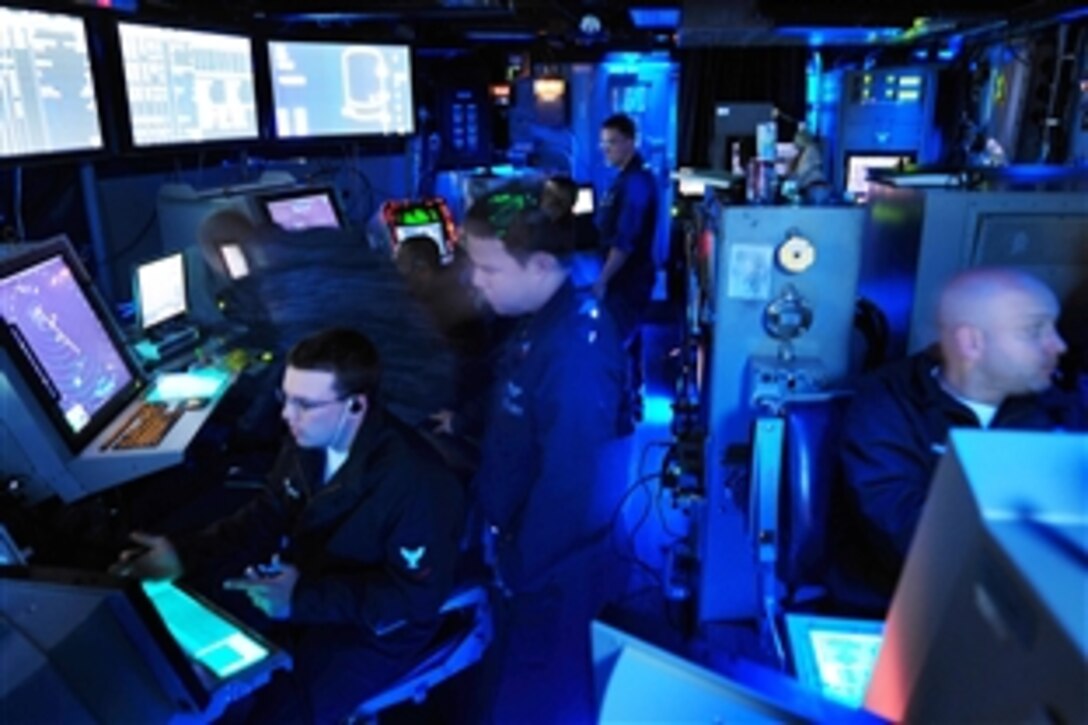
110, 531, 183, 581
223, 555, 299, 620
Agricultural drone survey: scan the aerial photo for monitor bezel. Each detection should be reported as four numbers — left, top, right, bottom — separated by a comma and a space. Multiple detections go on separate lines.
0, 236, 145, 453
255, 185, 347, 231
133, 251, 189, 332
0, 5, 110, 167
265, 38, 417, 141
114, 18, 262, 152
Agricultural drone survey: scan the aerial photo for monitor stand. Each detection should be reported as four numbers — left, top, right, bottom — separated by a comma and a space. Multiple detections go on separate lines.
144, 323, 201, 359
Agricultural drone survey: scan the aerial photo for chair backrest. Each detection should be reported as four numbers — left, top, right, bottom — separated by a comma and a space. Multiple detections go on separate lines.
777, 393, 853, 589
351, 579, 493, 721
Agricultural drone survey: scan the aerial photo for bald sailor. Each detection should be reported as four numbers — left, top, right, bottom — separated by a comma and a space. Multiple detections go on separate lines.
837, 267, 1082, 598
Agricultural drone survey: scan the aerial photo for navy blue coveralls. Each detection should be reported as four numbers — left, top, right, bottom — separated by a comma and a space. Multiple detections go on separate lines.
474, 279, 628, 724
596, 151, 658, 341
175, 406, 464, 724
839, 348, 1085, 600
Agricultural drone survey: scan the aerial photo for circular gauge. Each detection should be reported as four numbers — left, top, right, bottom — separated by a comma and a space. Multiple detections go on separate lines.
777, 234, 816, 273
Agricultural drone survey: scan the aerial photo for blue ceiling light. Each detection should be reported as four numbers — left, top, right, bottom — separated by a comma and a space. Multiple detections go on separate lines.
776, 26, 903, 46
602, 51, 673, 74
463, 29, 537, 42
629, 7, 682, 30
1057, 6, 1088, 21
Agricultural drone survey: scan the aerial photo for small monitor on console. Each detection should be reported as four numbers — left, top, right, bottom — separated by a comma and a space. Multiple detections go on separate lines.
573, 185, 595, 216
257, 186, 345, 232
134, 252, 189, 334
381, 198, 456, 264
219, 243, 251, 280
844, 152, 915, 198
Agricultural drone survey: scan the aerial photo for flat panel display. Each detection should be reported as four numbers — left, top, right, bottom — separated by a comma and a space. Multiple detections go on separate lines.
845, 153, 914, 197
268, 41, 414, 139
383, 199, 454, 262
134, 251, 187, 330
786, 613, 884, 708
0, 7, 103, 159
259, 187, 343, 231
0, 238, 142, 451
118, 22, 258, 147
220, 243, 249, 280
142, 580, 271, 680
0, 568, 290, 722
573, 185, 594, 216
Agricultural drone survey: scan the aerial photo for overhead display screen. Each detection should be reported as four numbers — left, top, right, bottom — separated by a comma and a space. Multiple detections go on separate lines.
119, 23, 258, 147
268, 41, 415, 139
0, 7, 103, 159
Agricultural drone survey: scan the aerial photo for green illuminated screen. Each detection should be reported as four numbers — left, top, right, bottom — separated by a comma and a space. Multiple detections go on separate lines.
142, 580, 269, 679
396, 207, 440, 226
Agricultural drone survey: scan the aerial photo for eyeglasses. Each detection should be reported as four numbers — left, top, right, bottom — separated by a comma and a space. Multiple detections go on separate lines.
275, 389, 348, 412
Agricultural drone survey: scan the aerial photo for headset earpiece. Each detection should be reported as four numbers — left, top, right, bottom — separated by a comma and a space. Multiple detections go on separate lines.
348, 398, 363, 414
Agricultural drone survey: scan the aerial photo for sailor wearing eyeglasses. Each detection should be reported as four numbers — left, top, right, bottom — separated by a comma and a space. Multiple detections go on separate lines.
111, 327, 464, 724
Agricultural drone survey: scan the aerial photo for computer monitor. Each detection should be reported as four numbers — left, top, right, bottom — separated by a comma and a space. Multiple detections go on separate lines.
381, 198, 455, 263
134, 252, 188, 332
866, 429, 1088, 723
0, 6, 104, 161
117, 22, 258, 148
707, 102, 774, 170
844, 153, 914, 197
592, 620, 870, 722
785, 614, 885, 709
220, 243, 250, 280
904, 190, 1088, 358
674, 169, 707, 198
0, 237, 143, 452
268, 40, 415, 139
0, 568, 289, 722
257, 186, 345, 232
573, 185, 595, 216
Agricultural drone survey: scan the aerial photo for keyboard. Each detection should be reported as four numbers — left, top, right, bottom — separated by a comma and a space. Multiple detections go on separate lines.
101, 401, 184, 451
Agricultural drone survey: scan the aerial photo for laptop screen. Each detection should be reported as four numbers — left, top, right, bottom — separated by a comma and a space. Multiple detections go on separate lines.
786, 613, 884, 708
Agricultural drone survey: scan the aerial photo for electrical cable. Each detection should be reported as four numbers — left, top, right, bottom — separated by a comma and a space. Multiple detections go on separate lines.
13, 167, 25, 241
104, 209, 158, 265
610, 472, 664, 590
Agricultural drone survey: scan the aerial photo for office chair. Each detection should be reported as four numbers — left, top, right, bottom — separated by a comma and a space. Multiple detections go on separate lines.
750, 391, 887, 618
348, 576, 493, 723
